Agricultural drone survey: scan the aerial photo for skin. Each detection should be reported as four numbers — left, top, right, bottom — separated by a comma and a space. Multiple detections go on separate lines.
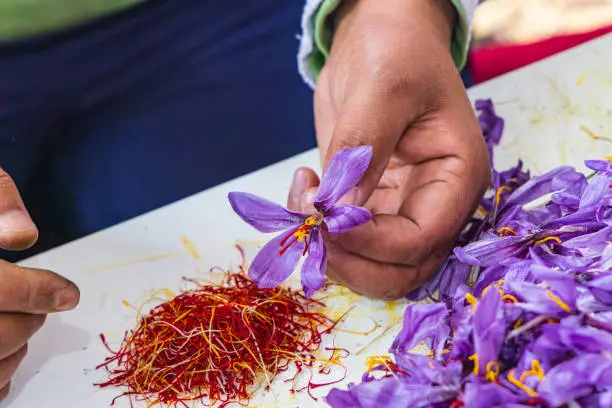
288, 0, 490, 299
0, 168, 80, 400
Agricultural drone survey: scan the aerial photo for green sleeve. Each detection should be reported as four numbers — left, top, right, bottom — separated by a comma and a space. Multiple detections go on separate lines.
307, 0, 471, 83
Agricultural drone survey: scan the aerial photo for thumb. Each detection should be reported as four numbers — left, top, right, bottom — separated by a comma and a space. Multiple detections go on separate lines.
0, 168, 38, 250
322, 94, 414, 206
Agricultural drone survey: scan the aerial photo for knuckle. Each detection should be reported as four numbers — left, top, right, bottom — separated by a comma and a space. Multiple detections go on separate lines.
334, 124, 376, 151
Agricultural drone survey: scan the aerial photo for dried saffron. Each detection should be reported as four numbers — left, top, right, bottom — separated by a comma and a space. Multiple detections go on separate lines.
95, 272, 344, 407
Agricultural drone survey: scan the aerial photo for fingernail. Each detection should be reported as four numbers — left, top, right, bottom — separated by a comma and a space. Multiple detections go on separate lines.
53, 288, 79, 312
0, 210, 35, 233
301, 190, 317, 212
337, 187, 359, 206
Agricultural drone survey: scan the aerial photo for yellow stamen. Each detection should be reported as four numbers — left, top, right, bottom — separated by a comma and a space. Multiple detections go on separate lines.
495, 186, 512, 206
606, 156, 612, 162
468, 353, 479, 375
507, 369, 537, 397
485, 361, 500, 382
496, 279, 505, 287
520, 360, 545, 382
426, 349, 434, 358
535, 236, 562, 245
365, 355, 393, 372
441, 349, 451, 354
502, 294, 518, 303
497, 226, 517, 236
428, 362, 435, 368
304, 216, 318, 226
513, 318, 523, 329
546, 290, 571, 312
465, 293, 478, 312
477, 206, 487, 216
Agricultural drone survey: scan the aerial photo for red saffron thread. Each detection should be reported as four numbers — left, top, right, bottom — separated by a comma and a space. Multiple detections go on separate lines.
95, 272, 344, 407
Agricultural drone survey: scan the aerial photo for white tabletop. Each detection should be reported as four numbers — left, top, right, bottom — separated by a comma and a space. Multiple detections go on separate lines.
4, 33, 612, 408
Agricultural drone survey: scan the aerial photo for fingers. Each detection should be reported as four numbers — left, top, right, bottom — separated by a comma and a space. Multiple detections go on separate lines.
0, 345, 27, 392
0, 168, 38, 250
321, 94, 413, 206
0, 314, 44, 359
0, 260, 80, 314
0, 381, 9, 401
337, 156, 485, 264
325, 239, 444, 300
287, 168, 319, 211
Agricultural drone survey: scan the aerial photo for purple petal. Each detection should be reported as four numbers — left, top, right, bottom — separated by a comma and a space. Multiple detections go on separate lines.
454, 235, 528, 267
507, 267, 576, 318
463, 381, 522, 408
578, 391, 612, 408
300, 231, 326, 298
581, 173, 612, 208
228, 192, 305, 233
390, 303, 450, 358
473, 287, 505, 374
324, 205, 372, 234
438, 259, 472, 300
538, 354, 612, 406
248, 232, 304, 288
327, 378, 456, 408
586, 272, 612, 306
585, 159, 612, 173
504, 166, 578, 209
315, 146, 372, 211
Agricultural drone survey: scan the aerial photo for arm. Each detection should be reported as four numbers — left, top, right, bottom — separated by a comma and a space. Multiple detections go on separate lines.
298, 0, 480, 88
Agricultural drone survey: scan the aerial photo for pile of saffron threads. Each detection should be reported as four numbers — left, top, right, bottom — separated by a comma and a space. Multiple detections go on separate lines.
95, 272, 344, 407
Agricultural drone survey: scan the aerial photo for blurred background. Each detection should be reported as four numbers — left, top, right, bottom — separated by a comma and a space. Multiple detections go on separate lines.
464, 0, 612, 85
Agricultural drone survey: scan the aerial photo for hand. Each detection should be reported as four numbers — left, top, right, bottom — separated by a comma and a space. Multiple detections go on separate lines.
288, 0, 490, 299
0, 168, 80, 400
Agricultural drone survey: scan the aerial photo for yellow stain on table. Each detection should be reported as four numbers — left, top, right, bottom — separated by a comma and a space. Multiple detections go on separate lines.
580, 125, 612, 142
84, 252, 179, 273
181, 235, 200, 259
576, 73, 585, 86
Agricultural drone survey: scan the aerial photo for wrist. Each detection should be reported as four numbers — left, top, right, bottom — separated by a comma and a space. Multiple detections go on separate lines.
333, 0, 457, 52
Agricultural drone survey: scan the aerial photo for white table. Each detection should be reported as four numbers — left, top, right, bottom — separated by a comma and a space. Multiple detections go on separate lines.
4, 33, 612, 408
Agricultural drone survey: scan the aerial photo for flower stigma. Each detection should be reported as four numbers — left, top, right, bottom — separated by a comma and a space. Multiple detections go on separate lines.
485, 361, 500, 382
507, 369, 537, 397
278, 214, 323, 256
545, 290, 571, 312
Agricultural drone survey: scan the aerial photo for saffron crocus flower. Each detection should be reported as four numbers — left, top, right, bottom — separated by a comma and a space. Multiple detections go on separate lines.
228, 146, 372, 297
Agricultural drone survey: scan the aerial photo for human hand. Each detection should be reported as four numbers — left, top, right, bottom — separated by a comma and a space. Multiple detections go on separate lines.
0, 168, 80, 400
288, 0, 490, 299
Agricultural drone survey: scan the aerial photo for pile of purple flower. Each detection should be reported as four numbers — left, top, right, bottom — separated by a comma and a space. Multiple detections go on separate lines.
326, 100, 612, 408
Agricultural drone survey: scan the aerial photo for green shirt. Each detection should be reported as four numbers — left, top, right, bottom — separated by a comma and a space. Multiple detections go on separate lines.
0, 0, 141, 41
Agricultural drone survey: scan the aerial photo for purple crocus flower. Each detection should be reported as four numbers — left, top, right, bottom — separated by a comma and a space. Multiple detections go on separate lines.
228, 146, 372, 296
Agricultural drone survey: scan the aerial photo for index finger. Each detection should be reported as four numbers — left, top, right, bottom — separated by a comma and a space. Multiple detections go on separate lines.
0, 260, 80, 313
